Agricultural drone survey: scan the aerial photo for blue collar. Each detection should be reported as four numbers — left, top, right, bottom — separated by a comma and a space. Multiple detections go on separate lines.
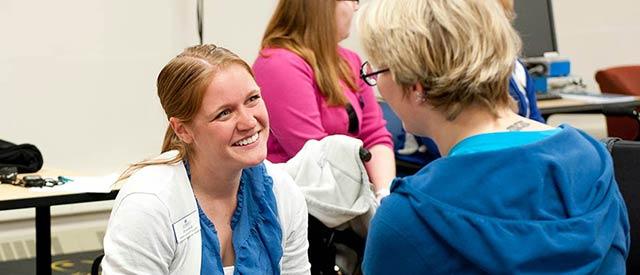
448, 128, 561, 157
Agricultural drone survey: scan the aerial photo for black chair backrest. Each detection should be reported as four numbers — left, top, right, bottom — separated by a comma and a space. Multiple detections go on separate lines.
603, 138, 639, 273
91, 253, 104, 275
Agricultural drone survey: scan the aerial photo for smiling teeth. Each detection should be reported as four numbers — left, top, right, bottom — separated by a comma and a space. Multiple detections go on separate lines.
235, 133, 259, 146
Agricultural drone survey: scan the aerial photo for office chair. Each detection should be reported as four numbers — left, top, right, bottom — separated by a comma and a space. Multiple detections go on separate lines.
595, 66, 640, 140
603, 138, 639, 274
273, 137, 374, 275
91, 254, 103, 275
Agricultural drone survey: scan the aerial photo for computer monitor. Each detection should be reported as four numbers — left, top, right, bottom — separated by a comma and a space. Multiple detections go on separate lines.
513, 0, 558, 58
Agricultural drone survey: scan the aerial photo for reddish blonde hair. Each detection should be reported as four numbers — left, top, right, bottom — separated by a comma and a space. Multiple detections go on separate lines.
118, 44, 252, 181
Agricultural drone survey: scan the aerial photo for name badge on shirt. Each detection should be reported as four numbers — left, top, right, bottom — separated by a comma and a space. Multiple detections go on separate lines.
172, 210, 200, 243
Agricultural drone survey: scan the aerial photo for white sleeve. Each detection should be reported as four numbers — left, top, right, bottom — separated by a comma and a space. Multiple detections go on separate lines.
513, 61, 528, 93
102, 193, 175, 275
267, 163, 311, 275
281, 196, 310, 275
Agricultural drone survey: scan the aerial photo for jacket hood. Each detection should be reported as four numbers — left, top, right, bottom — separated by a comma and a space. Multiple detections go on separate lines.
392, 125, 629, 274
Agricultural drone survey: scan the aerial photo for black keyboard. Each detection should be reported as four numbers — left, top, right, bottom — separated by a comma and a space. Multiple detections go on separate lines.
536, 92, 562, 101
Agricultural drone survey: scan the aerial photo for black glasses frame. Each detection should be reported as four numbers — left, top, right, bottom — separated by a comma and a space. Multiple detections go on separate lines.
360, 61, 389, 86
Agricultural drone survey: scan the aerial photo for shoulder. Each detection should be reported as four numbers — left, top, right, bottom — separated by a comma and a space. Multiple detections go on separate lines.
119, 162, 185, 198
264, 160, 305, 206
254, 48, 311, 71
115, 151, 195, 221
259, 47, 302, 59
338, 47, 363, 65
366, 193, 432, 264
376, 192, 416, 226
512, 60, 527, 86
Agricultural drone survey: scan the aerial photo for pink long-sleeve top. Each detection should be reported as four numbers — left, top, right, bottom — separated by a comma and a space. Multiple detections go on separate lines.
253, 47, 393, 163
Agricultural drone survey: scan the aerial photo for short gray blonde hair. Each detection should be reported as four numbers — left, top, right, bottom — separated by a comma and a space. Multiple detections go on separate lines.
357, 0, 521, 120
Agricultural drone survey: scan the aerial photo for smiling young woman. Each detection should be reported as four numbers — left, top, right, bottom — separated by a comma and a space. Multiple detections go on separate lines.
101, 44, 310, 275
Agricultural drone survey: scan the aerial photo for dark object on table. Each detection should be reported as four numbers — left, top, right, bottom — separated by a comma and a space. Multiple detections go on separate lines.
0, 139, 44, 173
21, 175, 46, 188
0, 166, 18, 184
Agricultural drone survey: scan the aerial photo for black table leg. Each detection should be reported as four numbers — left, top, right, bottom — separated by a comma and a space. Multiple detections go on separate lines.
35, 206, 52, 275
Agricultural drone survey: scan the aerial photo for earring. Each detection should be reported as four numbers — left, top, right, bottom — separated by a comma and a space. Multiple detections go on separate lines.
415, 91, 426, 103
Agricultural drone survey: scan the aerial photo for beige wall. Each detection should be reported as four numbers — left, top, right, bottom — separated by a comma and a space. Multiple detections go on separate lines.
553, 0, 640, 91
1, 0, 197, 174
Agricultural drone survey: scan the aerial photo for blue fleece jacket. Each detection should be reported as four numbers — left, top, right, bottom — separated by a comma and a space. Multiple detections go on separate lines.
363, 125, 629, 274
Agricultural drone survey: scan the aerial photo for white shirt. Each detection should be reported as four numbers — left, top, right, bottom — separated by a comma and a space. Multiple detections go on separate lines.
101, 151, 310, 274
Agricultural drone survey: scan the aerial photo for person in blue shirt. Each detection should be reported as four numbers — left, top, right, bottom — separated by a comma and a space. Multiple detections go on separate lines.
357, 0, 629, 274
510, 60, 543, 122
102, 44, 310, 274
500, 0, 544, 123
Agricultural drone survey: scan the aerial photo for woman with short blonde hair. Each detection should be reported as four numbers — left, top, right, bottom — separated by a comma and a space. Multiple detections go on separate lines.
360, 0, 519, 120
357, 0, 629, 274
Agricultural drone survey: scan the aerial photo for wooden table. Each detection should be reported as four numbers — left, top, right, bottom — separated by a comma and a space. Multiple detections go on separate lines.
0, 169, 121, 275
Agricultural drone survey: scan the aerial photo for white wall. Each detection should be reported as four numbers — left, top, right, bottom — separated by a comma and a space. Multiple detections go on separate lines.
553, 0, 640, 91
1, 0, 199, 175
202, 0, 364, 67
1, 0, 639, 176
203, 1, 278, 63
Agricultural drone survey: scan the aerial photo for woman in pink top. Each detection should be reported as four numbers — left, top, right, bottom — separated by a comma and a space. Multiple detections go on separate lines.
253, 0, 395, 198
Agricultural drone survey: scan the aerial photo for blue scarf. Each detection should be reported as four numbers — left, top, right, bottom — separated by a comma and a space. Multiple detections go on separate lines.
186, 162, 283, 274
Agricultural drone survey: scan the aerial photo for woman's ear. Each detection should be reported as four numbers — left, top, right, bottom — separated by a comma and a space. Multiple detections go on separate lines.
409, 82, 427, 104
169, 117, 194, 144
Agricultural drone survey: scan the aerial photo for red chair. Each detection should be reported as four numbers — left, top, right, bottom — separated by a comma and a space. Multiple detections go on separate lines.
595, 66, 640, 140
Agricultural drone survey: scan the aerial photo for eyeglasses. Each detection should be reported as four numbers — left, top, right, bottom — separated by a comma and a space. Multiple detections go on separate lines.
360, 61, 389, 86
337, 0, 360, 3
